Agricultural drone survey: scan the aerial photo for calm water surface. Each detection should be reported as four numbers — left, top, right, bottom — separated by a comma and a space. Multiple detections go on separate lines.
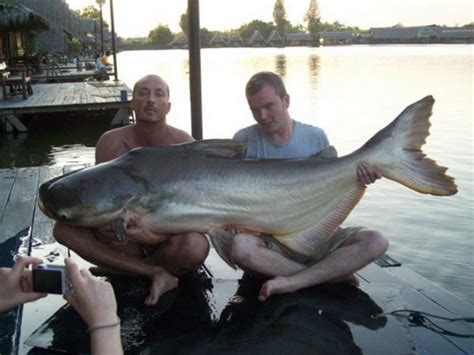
1, 44, 472, 304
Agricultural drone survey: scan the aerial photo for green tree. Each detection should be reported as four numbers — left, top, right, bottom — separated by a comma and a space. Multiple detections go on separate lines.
304, 0, 321, 46
148, 24, 174, 48
67, 38, 82, 55
273, 0, 288, 35
239, 20, 275, 42
200, 27, 213, 47
179, 11, 188, 35
78, 5, 109, 28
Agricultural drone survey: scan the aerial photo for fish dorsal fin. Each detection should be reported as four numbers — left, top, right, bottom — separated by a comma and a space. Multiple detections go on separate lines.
312, 145, 338, 160
188, 139, 246, 158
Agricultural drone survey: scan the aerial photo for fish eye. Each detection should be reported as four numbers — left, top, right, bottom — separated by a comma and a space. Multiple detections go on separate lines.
58, 212, 69, 221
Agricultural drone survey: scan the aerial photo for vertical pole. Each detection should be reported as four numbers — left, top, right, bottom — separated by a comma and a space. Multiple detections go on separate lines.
109, 0, 118, 81
99, 5, 104, 54
188, 0, 203, 140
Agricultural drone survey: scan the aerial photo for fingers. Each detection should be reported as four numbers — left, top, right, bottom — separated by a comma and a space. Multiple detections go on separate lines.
80, 267, 93, 279
64, 258, 83, 287
11, 256, 43, 279
20, 292, 47, 304
357, 162, 382, 185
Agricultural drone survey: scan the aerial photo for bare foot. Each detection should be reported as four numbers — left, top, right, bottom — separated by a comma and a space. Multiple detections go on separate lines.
258, 276, 294, 302
145, 268, 178, 306
330, 274, 360, 287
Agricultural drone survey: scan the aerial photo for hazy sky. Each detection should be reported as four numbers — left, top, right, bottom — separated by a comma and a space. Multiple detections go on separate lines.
66, 0, 473, 38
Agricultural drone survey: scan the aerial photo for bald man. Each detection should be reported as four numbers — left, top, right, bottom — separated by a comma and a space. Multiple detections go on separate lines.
54, 75, 209, 305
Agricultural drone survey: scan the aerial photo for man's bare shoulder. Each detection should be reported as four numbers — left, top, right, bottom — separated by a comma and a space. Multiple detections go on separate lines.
98, 125, 134, 143
167, 125, 194, 144
96, 125, 135, 163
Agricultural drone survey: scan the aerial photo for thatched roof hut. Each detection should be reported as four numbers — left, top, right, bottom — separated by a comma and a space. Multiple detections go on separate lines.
0, 3, 50, 31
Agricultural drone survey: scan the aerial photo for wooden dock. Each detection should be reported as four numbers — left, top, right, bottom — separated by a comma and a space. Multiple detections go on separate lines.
31, 68, 115, 84
0, 80, 132, 132
0, 166, 472, 354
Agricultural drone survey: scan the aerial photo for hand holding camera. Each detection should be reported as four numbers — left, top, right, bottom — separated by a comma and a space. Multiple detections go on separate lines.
0, 256, 47, 312
63, 258, 118, 329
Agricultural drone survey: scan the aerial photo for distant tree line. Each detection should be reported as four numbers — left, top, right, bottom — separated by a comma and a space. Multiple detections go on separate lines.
144, 0, 334, 48
75, 0, 473, 50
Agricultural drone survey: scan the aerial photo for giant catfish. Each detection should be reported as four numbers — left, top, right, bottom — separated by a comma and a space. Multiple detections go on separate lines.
38, 96, 457, 268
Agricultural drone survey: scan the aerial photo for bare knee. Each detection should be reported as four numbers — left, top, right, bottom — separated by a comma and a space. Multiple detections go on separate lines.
230, 234, 261, 266
166, 232, 209, 270
359, 229, 389, 259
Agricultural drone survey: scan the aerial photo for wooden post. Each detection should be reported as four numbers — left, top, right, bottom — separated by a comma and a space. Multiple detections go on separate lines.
110, 0, 118, 81
188, 0, 203, 140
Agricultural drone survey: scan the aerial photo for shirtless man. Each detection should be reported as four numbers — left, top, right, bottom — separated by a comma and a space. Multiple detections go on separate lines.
232, 71, 389, 301
53, 74, 210, 305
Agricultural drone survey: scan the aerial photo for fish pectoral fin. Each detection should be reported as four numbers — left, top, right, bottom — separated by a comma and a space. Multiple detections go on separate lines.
190, 139, 246, 159
312, 145, 338, 160
207, 227, 238, 270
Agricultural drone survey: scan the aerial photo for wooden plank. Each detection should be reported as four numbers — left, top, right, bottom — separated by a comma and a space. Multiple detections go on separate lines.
0, 168, 39, 244
5, 114, 27, 132
356, 262, 400, 284
395, 284, 474, 354
0, 168, 15, 221
386, 266, 474, 318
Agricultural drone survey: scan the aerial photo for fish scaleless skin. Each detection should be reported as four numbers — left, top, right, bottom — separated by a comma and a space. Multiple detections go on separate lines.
38, 96, 457, 263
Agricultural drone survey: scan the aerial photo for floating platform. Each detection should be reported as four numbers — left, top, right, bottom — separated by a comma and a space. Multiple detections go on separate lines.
0, 80, 132, 132
0, 166, 472, 354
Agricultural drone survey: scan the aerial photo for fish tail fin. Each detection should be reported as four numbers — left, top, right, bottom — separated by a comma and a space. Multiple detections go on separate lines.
362, 95, 457, 196
207, 228, 238, 270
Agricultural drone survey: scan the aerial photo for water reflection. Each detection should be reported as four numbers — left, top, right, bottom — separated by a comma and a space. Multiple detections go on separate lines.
0, 117, 109, 168
308, 54, 320, 90
274, 54, 287, 78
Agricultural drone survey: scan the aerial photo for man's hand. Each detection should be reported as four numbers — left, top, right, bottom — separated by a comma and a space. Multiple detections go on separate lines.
125, 224, 170, 245
357, 162, 382, 185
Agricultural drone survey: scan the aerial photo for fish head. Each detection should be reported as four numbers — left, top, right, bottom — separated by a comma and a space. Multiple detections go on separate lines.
38, 165, 138, 227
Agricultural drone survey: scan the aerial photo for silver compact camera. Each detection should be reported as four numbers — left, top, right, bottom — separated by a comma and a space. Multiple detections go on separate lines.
32, 264, 72, 294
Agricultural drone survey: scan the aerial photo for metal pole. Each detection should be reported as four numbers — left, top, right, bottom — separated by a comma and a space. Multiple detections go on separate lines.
99, 5, 104, 54
109, 0, 118, 81
188, 0, 203, 140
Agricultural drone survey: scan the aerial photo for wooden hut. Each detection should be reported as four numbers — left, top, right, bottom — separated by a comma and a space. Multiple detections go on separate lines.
285, 33, 311, 46
247, 30, 266, 47
320, 31, 354, 45
208, 32, 225, 47
267, 29, 284, 47
0, 2, 50, 59
226, 32, 243, 47
170, 34, 188, 49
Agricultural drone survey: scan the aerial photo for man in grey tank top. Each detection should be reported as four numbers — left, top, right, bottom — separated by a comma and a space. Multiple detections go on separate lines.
232, 71, 389, 301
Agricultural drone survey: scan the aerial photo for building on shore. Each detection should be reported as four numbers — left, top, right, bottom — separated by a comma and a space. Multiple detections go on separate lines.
226, 32, 244, 47
2, 0, 102, 55
285, 33, 312, 47
170, 33, 188, 49
267, 30, 284, 47
320, 31, 353, 45
247, 30, 266, 47
208, 32, 225, 47
369, 26, 474, 44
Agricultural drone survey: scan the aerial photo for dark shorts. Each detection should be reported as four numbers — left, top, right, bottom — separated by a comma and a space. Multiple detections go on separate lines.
261, 226, 364, 265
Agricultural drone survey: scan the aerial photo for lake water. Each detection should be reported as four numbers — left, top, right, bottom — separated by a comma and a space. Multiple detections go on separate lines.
1, 44, 472, 304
